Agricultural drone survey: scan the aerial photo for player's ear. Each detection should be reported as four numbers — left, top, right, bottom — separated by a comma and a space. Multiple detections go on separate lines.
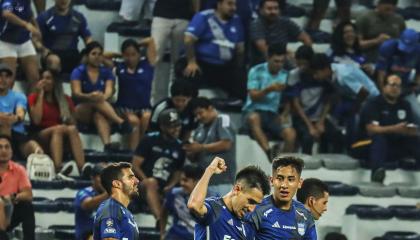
112, 179, 121, 189
270, 176, 274, 186
233, 184, 241, 195
298, 177, 303, 189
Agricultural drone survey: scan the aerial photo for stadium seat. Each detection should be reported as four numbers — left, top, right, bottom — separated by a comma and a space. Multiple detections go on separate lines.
67, 179, 91, 190
85, 0, 121, 10
84, 150, 109, 162
388, 205, 420, 220
315, 154, 360, 170
324, 181, 359, 196
399, 158, 420, 170
55, 198, 75, 213
139, 227, 160, 240
31, 179, 66, 189
106, 22, 151, 37
287, 153, 323, 169
33, 199, 60, 213
382, 231, 420, 240
345, 204, 394, 220
389, 183, 420, 198
49, 225, 75, 240
357, 182, 397, 197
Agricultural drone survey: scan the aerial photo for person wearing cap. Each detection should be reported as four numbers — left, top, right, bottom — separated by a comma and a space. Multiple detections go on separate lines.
74, 163, 108, 240
132, 108, 186, 226
0, 63, 44, 159
376, 28, 420, 125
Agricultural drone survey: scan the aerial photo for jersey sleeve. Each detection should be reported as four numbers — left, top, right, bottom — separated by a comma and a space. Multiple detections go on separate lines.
17, 164, 31, 191
185, 12, 207, 39
376, 40, 395, 71
250, 19, 264, 41
244, 209, 261, 238
70, 67, 83, 81
74, 188, 92, 208
27, 93, 37, 108
216, 116, 234, 142
193, 199, 220, 226
98, 217, 122, 239
16, 93, 27, 111
79, 14, 92, 39
103, 67, 116, 81
286, 18, 303, 40
247, 67, 261, 90
1, 0, 13, 12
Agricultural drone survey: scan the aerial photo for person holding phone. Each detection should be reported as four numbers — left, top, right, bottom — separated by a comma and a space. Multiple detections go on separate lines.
242, 43, 296, 161
355, 74, 420, 183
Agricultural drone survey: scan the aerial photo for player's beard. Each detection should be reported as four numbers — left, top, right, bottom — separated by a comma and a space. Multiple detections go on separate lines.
122, 182, 139, 199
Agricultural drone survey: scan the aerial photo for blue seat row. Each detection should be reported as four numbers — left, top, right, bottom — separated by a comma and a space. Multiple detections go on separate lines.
346, 204, 420, 220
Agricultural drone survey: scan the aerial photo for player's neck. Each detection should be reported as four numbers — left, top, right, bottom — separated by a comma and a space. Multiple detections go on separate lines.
222, 192, 234, 214
111, 192, 130, 208
272, 195, 292, 211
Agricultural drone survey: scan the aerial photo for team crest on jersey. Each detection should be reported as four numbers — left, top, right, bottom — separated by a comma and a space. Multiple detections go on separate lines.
297, 223, 305, 236
106, 218, 113, 227
397, 110, 406, 119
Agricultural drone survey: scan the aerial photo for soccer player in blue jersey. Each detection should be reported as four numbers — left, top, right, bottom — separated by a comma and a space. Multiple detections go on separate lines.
93, 162, 140, 240
296, 178, 329, 221
247, 156, 317, 239
188, 157, 270, 240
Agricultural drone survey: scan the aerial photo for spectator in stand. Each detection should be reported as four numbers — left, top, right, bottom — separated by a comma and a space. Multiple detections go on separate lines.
0, 63, 43, 159
296, 178, 329, 220
150, 79, 198, 142
329, 21, 373, 76
159, 164, 204, 240
184, 0, 246, 100
28, 69, 89, 176
35, 0, 93, 75
250, 0, 312, 65
70, 41, 132, 151
0, 135, 35, 240
0, 0, 40, 89
376, 28, 420, 125
109, 39, 155, 151
119, 0, 154, 24
151, 0, 198, 103
132, 108, 186, 225
74, 163, 108, 240
184, 97, 236, 195
355, 75, 420, 183
242, 44, 296, 159
356, 0, 405, 63
289, 46, 339, 154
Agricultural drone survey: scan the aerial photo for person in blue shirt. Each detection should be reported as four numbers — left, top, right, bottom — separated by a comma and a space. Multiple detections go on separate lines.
132, 108, 186, 227
70, 41, 133, 151
159, 164, 204, 240
35, 0, 93, 75
187, 156, 271, 240
246, 156, 317, 240
0, 63, 44, 159
296, 178, 330, 221
111, 38, 154, 151
184, 0, 246, 99
242, 43, 296, 161
93, 162, 140, 240
376, 28, 420, 125
0, 0, 40, 88
74, 163, 108, 240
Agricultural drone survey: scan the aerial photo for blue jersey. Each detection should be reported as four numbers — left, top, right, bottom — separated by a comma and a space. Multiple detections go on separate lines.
36, 7, 91, 51
242, 62, 288, 114
115, 58, 154, 110
70, 64, 115, 94
74, 186, 99, 240
0, 90, 27, 133
376, 39, 420, 88
164, 187, 195, 240
246, 196, 317, 240
194, 197, 250, 240
0, 0, 32, 44
93, 198, 139, 240
185, 9, 244, 65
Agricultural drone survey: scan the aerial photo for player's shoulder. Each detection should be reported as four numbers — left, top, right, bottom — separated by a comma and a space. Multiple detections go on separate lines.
252, 196, 275, 217
96, 199, 125, 221
293, 200, 314, 222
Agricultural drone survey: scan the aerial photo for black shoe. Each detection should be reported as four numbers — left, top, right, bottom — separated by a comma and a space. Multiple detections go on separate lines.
81, 163, 94, 179
371, 168, 386, 184
118, 120, 133, 134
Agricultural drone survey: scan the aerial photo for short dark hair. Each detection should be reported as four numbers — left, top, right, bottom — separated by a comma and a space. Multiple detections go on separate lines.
259, 0, 281, 9
0, 134, 12, 145
296, 178, 329, 203
190, 97, 213, 111
325, 232, 348, 240
295, 45, 314, 61
182, 164, 204, 180
310, 53, 331, 71
378, 0, 398, 5
268, 43, 287, 58
235, 166, 270, 195
100, 162, 132, 195
272, 156, 304, 176
121, 39, 140, 53
384, 74, 401, 86
170, 79, 198, 98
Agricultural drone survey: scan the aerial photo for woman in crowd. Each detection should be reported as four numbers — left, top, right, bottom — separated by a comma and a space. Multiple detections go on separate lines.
0, 0, 40, 89
28, 69, 88, 176
70, 41, 132, 151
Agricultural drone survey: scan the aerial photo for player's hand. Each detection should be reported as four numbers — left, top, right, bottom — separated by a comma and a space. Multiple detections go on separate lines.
36, 79, 47, 92
90, 91, 105, 102
376, 33, 391, 44
207, 157, 227, 174
315, 120, 325, 134
308, 125, 320, 139
25, 22, 41, 39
